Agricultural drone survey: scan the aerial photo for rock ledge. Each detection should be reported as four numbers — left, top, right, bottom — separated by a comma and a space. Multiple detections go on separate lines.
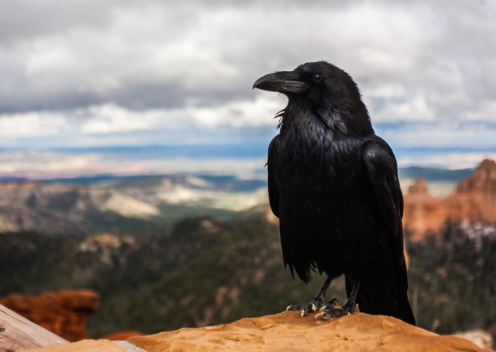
128, 312, 491, 352
27, 312, 493, 352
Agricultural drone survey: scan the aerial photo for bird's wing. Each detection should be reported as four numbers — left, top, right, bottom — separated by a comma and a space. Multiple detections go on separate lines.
362, 138, 407, 289
267, 136, 280, 218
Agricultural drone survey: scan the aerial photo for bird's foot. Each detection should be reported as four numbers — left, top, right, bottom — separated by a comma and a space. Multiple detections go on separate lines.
286, 296, 341, 318
315, 300, 359, 320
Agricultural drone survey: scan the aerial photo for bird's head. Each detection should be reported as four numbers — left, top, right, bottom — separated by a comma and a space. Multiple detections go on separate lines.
253, 61, 372, 136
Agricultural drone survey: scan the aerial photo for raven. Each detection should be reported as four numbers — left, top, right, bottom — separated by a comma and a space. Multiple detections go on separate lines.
253, 61, 416, 325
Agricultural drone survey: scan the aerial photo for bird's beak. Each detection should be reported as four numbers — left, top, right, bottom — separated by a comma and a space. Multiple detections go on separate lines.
253, 71, 308, 94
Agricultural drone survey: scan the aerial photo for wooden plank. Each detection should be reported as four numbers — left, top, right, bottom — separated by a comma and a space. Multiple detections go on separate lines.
0, 303, 68, 351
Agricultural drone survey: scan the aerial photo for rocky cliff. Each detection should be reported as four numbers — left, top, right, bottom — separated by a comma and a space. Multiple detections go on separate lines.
404, 159, 496, 241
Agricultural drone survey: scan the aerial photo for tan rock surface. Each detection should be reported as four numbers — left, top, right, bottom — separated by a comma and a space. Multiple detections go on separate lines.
128, 312, 491, 352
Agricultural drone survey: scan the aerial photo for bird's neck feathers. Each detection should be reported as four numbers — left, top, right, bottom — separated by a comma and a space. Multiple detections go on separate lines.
279, 97, 374, 138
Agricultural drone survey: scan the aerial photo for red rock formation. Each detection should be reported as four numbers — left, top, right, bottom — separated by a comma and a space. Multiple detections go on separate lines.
103, 331, 144, 341
403, 178, 448, 242
403, 159, 496, 241
447, 159, 496, 223
0, 290, 99, 342
456, 159, 496, 195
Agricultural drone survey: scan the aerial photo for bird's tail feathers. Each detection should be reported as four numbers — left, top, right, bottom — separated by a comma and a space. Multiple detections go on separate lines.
394, 291, 416, 325
345, 276, 416, 326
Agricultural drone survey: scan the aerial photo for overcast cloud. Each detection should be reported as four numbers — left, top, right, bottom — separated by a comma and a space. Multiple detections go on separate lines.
0, 0, 495, 155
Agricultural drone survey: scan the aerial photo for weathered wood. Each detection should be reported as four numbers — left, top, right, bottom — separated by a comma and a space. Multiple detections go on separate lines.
0, 303, 68, 351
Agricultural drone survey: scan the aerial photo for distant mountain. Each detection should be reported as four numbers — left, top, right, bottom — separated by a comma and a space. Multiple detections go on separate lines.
0, 164, 480, 236
1, 165, 472, 186
0, 181, 164, 235
0, 176, 29, 182
399, 166, 472, 182
0, 174, 267, 236
35, 173, 266, 192
28, 165, 475, 185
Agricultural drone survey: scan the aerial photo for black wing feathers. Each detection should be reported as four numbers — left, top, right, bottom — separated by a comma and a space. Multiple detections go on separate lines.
361, 139, 416, 325
361, 139, 407, 289
267, 136, 280, 218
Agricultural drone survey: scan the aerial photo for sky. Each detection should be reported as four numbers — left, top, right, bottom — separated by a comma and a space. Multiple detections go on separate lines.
0, 0, 495, 177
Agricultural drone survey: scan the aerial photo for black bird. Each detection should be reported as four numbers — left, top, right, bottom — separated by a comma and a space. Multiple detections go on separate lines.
253, 61, 416, 325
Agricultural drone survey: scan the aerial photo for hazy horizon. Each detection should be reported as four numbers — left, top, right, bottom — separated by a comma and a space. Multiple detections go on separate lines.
0, 144, 494, 180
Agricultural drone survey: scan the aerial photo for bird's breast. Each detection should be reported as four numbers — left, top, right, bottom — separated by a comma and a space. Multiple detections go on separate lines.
276, 120, 364, 195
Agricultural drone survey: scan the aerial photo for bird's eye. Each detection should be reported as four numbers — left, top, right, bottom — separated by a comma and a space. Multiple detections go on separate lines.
313, 74, 322, 82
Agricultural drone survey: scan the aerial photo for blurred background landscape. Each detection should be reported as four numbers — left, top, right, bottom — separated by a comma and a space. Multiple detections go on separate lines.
0, 0, 495, 349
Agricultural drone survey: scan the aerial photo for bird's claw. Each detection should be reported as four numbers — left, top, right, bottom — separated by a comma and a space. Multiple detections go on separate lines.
285, 304, 312, 317
315, 302, 359, 320
286, 296, 341, 318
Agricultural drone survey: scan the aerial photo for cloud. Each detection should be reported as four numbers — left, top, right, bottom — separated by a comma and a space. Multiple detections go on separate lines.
398, 152, 496, 170
375, 121, 496, 148
0, 96, 283, 149
0, 0, 494, 153
0, 111, 68, 137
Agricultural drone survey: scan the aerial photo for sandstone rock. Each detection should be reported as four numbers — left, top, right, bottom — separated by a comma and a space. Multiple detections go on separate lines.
403, 159, 496, 241
126, 312, 491, 352
0, 290, 99, 342
456, 159, 496, 195
403, 178, 447, 241
408, 178, 429, 194
23, 312, 492, 352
